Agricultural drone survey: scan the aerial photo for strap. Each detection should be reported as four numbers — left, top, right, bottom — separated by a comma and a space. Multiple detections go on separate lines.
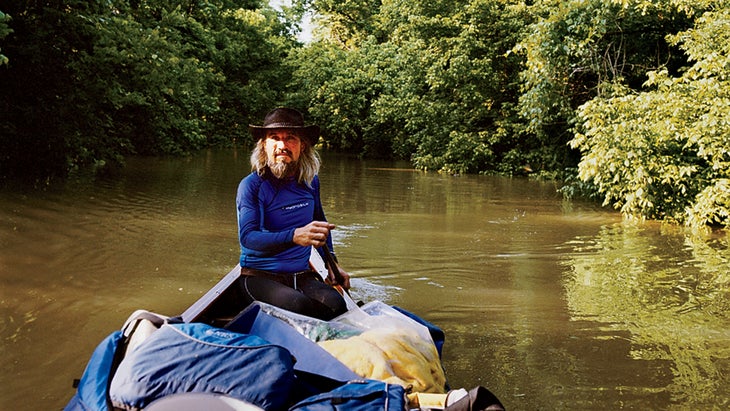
121, 309, 168, 337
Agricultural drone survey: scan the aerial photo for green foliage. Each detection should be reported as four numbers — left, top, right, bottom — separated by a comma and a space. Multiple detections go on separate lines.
309, 0, 383, 46
0, 10, 10, 65
291, 0, 533, 175
514, 0, 694, 172
0, 0, 292, 182
571, 2, 730, 228
71, 7, 221, 157
436, 131, 496, 175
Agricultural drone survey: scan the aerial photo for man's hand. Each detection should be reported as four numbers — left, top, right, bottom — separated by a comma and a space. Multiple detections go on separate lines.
293, 221, 335, 248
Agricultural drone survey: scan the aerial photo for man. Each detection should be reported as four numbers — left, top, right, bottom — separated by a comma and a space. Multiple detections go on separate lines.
236, 107, 350, 320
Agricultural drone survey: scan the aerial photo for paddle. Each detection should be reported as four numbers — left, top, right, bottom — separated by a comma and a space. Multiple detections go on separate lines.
320, 243, 350, 295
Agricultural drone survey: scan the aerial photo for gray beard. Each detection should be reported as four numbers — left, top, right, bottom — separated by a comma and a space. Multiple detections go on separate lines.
268, 159, 298, 179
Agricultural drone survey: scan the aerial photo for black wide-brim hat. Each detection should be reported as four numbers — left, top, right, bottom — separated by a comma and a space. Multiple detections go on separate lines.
249, 107, 320, 146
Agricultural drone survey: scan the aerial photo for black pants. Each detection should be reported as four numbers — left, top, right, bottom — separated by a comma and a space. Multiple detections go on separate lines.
240, 267, 347, 321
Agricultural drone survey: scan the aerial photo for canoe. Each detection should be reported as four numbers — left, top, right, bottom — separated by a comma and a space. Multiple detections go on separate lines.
63, 262, 505, 411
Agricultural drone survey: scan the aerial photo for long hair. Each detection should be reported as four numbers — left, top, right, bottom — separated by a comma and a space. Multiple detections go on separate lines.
250, 139, 321, 186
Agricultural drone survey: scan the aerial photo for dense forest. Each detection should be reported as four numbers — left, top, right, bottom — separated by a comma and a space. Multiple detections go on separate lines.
0, 0, 728, 229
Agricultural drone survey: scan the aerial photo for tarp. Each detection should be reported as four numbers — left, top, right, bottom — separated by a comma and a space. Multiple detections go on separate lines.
225, 303, 360, 383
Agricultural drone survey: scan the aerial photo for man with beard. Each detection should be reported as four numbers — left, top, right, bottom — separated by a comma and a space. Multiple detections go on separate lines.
236, 107, 350, 320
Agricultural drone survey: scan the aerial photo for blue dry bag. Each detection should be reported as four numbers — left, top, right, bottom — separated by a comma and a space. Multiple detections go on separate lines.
289, 380, 407, 411
109, 323, 296, 410
64, 330, 124, 411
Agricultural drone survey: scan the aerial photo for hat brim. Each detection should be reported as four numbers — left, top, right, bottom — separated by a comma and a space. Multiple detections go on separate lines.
249, 124, 320, 146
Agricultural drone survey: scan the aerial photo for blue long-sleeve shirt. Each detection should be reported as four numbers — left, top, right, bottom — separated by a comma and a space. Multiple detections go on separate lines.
237, 171, 333, 273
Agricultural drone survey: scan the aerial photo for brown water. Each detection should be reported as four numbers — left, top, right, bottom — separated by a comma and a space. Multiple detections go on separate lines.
1, 149, 729, 410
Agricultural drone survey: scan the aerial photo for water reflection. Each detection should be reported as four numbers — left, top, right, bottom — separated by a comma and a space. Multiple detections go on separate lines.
563, 223, 730, 407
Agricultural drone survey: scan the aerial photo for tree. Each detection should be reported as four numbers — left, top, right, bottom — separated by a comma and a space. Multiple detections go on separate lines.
571, 1, 729, 228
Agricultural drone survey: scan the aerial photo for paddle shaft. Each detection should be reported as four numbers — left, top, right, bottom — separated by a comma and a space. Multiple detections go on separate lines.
321, 243, 346, 286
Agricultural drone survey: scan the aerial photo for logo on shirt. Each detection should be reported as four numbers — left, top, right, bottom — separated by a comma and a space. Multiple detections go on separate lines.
283, 202, 310, 211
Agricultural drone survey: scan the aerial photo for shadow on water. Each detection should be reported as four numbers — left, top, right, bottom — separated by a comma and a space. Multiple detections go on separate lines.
1, 149, 729, 410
